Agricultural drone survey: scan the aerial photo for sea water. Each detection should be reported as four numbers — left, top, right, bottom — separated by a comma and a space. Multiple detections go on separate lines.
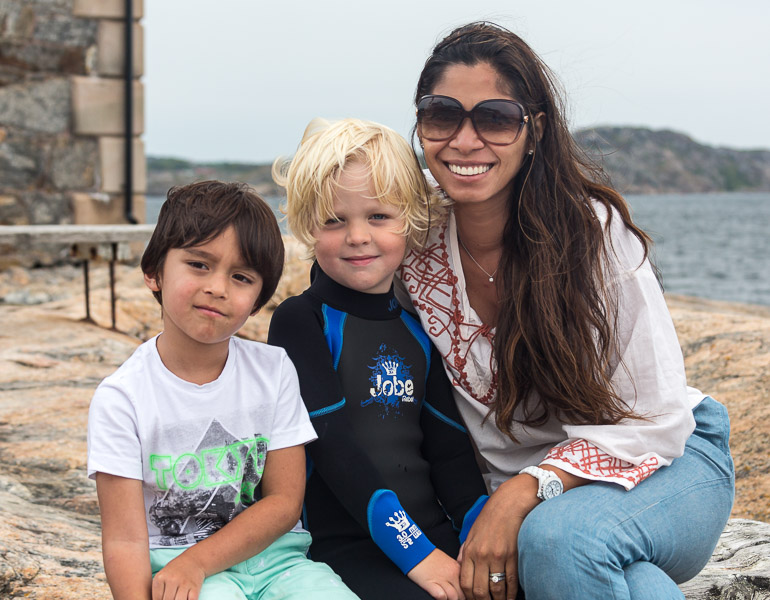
146, 192, 770, 306
626, 192, 769, 306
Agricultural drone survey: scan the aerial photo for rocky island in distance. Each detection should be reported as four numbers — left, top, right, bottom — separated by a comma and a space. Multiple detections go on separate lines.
146, 126, 770, 198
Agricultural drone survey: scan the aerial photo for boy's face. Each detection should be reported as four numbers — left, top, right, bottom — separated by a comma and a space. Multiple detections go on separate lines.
313, 162, 407, 294
144, 226, 263, 352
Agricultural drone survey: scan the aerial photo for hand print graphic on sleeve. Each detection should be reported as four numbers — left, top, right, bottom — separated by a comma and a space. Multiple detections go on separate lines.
384, 510, 424, 549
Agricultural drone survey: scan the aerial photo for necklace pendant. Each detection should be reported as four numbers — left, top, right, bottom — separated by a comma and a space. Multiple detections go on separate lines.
458, 235, 499, 285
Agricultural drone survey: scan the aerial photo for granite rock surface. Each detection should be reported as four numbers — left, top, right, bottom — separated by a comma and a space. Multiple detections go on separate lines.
0, 257, 768, 598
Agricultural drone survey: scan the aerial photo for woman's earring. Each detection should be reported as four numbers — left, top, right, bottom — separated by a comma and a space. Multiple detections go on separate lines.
527, 149, 534, 155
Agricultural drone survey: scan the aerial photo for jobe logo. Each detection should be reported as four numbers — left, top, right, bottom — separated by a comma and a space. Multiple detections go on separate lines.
363, 345, 415, 416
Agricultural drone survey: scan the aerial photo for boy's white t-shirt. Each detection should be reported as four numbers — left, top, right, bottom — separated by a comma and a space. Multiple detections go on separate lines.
87, 335, 316, 549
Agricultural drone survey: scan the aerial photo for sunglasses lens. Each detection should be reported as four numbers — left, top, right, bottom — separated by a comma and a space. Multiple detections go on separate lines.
418, 96, 527, 145
417, 97, 465, 141
473, 101, 525, 145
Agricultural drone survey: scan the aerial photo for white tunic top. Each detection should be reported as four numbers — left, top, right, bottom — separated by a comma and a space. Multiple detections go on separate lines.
400, 204, 702, 492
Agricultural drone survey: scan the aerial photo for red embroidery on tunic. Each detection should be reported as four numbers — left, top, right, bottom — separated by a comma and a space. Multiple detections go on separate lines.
545, 439, 660, 486
401, 227, 498, 405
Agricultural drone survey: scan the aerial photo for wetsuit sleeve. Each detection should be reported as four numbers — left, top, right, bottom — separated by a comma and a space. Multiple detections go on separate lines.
268, 297, 435, 573
420, 344, 489, 542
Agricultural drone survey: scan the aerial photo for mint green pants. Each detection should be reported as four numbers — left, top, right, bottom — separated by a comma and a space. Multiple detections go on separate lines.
150, 531, 359, 600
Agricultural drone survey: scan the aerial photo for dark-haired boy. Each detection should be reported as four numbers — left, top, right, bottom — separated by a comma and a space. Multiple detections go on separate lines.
87, 181, 359, 600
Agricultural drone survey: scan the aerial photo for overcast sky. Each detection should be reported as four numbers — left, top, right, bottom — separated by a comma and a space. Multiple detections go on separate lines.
143, 0, 770, 164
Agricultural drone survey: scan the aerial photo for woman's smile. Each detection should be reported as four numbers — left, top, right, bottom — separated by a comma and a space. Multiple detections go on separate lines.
447, 163, 493, 176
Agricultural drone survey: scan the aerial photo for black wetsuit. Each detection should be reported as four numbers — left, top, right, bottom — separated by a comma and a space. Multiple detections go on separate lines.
268, 266, 487, 599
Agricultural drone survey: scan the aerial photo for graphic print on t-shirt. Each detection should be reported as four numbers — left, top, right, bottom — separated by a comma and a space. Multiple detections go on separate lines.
362, 343, 415, 418
147, 418, 268, 546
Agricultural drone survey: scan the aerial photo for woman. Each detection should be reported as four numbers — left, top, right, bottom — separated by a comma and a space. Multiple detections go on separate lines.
400, 22, 734, 600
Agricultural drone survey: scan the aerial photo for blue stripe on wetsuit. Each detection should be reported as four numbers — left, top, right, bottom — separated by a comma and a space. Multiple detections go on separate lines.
308, 305, 348, 419
322, 304, 347, 370
399, 311, 431, 368
422, 401, 468, 433
308, 398, 346, 418
459, 494, 489, 543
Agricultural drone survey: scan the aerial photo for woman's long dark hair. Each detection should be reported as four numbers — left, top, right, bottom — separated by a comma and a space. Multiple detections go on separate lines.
415, 22, 653, 439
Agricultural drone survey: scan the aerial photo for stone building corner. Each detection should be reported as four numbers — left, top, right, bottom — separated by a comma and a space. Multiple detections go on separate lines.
0, 0, 146, 251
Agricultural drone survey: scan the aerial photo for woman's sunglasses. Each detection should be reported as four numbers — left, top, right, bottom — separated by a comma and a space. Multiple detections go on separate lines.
416, 95, 530, 146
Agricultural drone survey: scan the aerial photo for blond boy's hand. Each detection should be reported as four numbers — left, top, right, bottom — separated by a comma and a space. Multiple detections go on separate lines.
407, 548, 465, 600
151, 553, 206, 600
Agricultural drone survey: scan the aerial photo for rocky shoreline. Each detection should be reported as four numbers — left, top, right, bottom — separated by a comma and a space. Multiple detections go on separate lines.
0, 257, 768, 597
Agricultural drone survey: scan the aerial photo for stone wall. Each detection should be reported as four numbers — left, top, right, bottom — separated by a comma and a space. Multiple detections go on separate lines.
0, 0, 145, 264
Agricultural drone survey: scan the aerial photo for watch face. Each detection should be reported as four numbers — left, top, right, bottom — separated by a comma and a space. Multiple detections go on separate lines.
542, 479, 563, 500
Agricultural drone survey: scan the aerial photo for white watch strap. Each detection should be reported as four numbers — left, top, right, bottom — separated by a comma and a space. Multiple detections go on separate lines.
520, 465, 551, 481
519, 466, 563, 500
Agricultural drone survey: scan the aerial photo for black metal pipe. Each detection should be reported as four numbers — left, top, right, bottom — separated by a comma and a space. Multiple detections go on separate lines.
124, 0, 137, 224
109, 242, 118, 330
82, 258, 93, 324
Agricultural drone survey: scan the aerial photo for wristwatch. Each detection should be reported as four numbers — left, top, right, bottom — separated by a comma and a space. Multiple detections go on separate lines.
519, 466, 564, 501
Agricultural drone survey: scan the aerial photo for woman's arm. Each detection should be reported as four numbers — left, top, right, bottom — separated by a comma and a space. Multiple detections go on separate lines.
150, 445, 306, 599
542, 214, 696, 488
459, 466, 587, 600
96, 473, 152, 600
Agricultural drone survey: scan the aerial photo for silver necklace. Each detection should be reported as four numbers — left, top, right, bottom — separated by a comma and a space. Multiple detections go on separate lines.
458, 236, 498, 283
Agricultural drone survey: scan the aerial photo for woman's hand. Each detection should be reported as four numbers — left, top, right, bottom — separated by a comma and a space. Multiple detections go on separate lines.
459, 475, 540, 600
408, 548, 465, 600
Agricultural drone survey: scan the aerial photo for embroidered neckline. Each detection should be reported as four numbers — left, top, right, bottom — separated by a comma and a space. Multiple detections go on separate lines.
401, 221, 498, 405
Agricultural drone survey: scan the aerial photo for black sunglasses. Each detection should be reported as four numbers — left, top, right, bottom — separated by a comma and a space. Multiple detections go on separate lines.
416, 95, 530, 146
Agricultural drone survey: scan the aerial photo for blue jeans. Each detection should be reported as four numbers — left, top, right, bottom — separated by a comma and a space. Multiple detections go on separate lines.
518, 397, 734, 600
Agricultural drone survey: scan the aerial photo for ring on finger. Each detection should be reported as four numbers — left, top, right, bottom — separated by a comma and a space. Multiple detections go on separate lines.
489, 572, 506, 584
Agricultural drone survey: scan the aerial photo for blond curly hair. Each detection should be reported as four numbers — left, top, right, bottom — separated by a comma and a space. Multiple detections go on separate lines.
273, 118, 442, 256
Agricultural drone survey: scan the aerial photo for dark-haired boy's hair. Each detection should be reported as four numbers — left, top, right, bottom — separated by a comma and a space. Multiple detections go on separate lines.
141, 180, 284, 312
